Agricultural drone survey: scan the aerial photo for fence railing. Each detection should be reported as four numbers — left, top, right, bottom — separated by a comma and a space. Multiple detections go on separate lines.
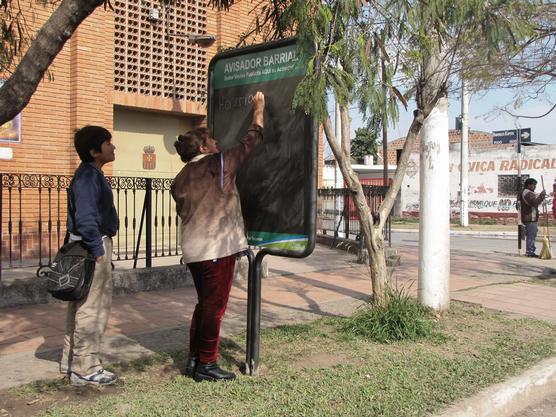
0, 172, 391, 281
317, 186, 391, 243
0, 173, 179, 281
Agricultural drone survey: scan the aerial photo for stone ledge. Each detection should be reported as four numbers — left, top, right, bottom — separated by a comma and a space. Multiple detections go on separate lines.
0, 256, 265, 309
0, 265, 193, 309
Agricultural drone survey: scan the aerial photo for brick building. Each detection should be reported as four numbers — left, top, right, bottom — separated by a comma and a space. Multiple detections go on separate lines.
0, 1, 278, 263
0, 1, 268, 177
381, 129, 514, 166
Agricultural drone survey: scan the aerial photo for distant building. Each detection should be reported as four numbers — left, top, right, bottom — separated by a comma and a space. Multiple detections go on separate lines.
325, 128, 555, 220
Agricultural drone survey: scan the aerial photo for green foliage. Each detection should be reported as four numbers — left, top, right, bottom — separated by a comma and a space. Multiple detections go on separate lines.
282, 0, 541, 124
351, 124, 379, 163
339, 285, 443, 343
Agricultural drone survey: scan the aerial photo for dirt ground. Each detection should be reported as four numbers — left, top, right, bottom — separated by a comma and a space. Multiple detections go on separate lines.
513, 394, 556, 417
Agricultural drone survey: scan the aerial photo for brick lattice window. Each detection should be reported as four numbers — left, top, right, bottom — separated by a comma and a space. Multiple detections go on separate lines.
114, 0, 208, 101
498, 174, 529, 197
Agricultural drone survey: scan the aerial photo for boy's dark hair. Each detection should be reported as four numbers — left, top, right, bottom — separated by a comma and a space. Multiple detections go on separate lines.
174, 127, 211, 162
524, 178, 537, 187
74, 126, 112, 162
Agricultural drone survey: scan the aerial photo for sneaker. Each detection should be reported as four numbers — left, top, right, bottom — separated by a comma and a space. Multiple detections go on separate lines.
194, 362, 236, 382
70, 369, 118, 386
526, 253, 539, 258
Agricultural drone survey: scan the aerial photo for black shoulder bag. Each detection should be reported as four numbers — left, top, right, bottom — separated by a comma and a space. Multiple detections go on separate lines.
41, 176, 96, 301
44, 239, 96, 301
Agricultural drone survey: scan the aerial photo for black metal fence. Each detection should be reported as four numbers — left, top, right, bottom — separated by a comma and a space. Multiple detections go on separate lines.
317, 186, 391, 243
0, 173, 179, 281
0, 172, 391, 281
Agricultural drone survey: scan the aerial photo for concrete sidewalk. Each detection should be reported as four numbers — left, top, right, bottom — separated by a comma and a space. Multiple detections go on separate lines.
1, 243, 556, 390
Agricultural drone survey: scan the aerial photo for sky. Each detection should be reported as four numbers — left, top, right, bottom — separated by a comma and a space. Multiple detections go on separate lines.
349, 84, 556, 146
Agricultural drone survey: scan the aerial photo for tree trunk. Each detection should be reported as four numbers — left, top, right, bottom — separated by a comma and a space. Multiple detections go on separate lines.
0, 0, 104, 124
323, 104, 428, 305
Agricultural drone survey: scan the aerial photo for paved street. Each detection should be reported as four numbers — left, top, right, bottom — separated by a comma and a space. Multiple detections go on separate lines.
513, 395, 556, 417
1, 231, 556, 400
391, 230, 523, 255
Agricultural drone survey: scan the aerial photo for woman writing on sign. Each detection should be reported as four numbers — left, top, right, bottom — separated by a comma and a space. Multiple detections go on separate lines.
171, 91, 265, 382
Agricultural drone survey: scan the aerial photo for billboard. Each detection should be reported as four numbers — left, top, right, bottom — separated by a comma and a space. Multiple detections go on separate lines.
208, 38, 316, 256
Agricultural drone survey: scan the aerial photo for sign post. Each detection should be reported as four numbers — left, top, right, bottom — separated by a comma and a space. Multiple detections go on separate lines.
492, 128, 531, 145
208, 38, 317, 375
492, 128, 531, 255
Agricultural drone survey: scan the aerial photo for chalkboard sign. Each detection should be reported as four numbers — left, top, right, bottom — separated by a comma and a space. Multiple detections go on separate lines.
208, 38, 316, 256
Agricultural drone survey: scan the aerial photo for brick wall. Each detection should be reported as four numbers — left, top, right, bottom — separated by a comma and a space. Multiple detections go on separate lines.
381, 130, 515, 166
1, 1, 274, 262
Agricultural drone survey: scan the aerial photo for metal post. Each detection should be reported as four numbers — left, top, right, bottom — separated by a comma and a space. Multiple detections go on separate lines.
0, 173, 3, 282
344, 193, 350, 240
517, 130, 522, 255
133, 194, 147, 269
460, 79, 469, 227
246, 250, 264, 376
146, 178, 152, 268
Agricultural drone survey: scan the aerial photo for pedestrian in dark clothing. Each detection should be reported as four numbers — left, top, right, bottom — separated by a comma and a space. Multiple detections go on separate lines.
520, 178, 546, 257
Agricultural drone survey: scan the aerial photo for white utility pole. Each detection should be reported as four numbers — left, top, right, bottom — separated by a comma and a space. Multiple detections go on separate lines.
334, 100, 344, 237
460, 79, 469, 227
418, 96, 451, 311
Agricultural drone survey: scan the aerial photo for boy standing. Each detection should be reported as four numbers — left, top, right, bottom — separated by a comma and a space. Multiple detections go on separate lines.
61, 125, 119, 385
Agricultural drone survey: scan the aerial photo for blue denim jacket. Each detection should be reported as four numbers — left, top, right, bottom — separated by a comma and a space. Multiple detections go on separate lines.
67, 163, 119, 257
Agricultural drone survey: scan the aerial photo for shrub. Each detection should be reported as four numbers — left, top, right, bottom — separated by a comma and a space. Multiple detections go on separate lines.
339, 285, 442, 343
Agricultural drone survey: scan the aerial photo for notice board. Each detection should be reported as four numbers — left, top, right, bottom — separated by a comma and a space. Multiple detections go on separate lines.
208, 38, 316, 256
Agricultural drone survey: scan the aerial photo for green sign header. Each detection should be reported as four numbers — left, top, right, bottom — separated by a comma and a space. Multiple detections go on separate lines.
213, 44, 308, 89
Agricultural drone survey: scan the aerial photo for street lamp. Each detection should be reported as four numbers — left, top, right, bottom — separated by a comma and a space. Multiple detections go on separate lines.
168, 32, 217, 48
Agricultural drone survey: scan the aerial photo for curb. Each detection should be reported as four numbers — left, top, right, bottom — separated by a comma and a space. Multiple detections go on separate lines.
393, 228, 519, 239
433, 356, 556, 417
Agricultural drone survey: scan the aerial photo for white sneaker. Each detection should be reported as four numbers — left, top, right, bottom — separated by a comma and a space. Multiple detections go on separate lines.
70, 369, 118, 386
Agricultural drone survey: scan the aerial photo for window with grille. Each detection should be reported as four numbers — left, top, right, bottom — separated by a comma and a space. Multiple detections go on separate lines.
498, 174, 529, 197
114, 0, 208, 102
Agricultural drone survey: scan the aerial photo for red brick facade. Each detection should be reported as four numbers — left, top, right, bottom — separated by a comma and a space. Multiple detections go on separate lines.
381, 130, 514, 166
0, 1, 281, 263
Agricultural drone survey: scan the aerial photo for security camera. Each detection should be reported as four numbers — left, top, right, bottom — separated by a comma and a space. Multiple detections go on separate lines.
148, 7, 160, 23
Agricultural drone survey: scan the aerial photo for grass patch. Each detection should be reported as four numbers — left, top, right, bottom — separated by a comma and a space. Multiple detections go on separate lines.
339, 286, 442, 343
3, 303, 556, 417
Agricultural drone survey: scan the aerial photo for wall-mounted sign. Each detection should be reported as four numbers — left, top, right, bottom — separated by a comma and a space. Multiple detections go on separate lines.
142, 145, 156, 170
0, 147, 13, 160
0, 80, 21, 143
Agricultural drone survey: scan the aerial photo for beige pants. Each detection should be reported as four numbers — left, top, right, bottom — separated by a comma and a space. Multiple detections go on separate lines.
61, 237, 113, 375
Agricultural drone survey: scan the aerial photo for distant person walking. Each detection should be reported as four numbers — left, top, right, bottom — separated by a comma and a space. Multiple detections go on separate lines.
520, 178, 546, 257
